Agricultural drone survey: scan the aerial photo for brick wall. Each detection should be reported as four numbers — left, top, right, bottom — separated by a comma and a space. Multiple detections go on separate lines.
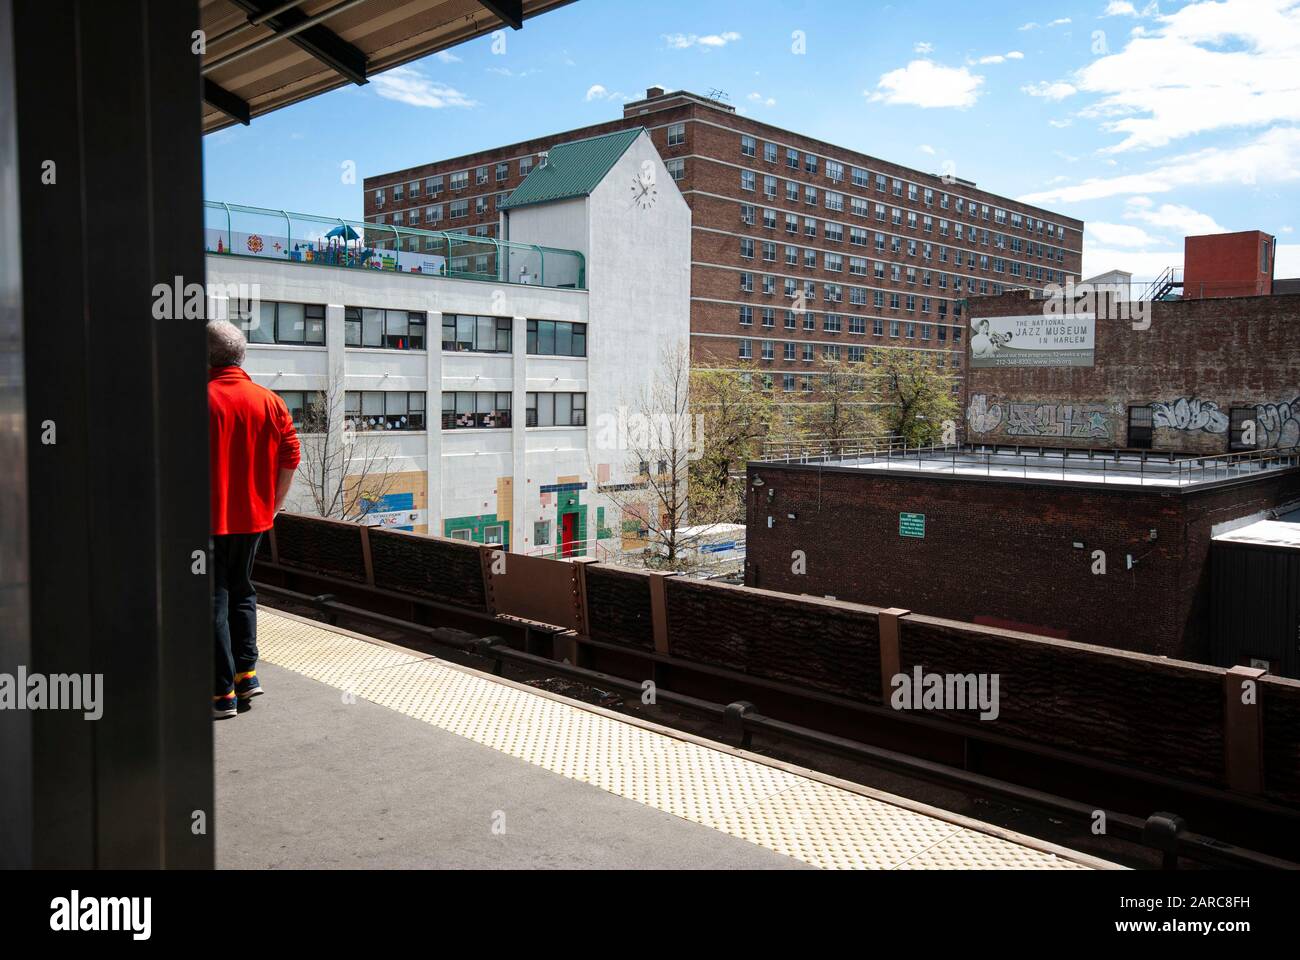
743, 462, 1300, 661
966, 291, 1300, 453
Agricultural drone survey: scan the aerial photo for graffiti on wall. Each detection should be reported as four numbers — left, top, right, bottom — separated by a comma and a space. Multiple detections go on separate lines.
1253, 398, 1300, 448
1150, 395, 1300, 448
1151, 397, 1229, 434
967, 394, 1116, 441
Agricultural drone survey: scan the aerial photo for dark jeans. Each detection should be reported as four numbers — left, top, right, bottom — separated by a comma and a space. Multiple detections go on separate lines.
213, 532, 263, 696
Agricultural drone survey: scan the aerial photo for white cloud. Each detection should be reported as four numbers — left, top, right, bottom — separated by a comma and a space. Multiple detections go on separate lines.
1089, 222, 1160, 247
371, 67, 478, 109
747, 92, 777, 107
1103, 1, 1140, 16
1021, 18, 1072, 30
585, 84, 630, 103
1023, 80, 1078, 100
976, 51, 1024, 64
1049, 118, 1074, 128
1019, 126, 1300, 204
663, 31, 741, 50
914, 41, 934, 53
1073, 0, 1300, 152
919, 144, 936, 155
434, 50, 461, 64
1124, 197, 1226, 235
869, 60, 984, 109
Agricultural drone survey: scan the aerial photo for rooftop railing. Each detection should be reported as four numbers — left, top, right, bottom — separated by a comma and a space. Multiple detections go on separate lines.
204, 200, 586, 290
759, 440, 1300, 487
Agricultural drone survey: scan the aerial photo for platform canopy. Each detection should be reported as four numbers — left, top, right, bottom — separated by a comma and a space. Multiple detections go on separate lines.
200, 0, 573, 132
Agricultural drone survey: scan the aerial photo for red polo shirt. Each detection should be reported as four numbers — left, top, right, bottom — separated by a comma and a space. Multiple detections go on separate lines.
208, 366, 301, 536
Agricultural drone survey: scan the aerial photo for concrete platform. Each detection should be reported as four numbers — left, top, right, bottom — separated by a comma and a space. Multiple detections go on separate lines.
214, 609, 1116, 870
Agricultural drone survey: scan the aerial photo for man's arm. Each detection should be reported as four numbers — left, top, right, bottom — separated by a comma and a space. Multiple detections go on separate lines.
274, 467, 296, 513
274, 399, 302, 514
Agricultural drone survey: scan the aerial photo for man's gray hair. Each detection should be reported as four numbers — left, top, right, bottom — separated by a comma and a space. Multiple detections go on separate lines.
207, 319, 247, 367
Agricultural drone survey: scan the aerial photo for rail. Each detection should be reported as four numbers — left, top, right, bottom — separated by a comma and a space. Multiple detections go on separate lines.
760, 441, 1300, 486
203, 200, 586, 290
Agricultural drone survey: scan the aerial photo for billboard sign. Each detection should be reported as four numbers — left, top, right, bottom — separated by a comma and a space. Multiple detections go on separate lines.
970, 313, 1095, 369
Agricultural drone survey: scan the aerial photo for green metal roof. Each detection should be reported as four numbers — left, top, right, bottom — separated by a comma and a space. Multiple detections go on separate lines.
500, 127, 645, 210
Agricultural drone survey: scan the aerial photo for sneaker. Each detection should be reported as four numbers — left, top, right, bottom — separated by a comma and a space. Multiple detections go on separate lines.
213, 691, 238, 720
235, 670, 264, 701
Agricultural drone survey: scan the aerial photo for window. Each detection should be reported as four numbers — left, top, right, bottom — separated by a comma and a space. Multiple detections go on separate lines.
763, 208, 777, 230
764, 142, 778, 163
449, 170, 469, 191
1128, 406, 1154, 450
347, 391, 426, 431
443, 315, 512, 353
275, 391, 327, 432
740, 238, 755, 259
374, 188, 385, 207
526, 320, 587, 357
526, 392, 587, 428
739, 306, 753, 326
1230, 408, 1258, 450
740, 204, 757, 226
666, 159, 685, 181
787, 148, 800, 169
668, 123, 686, 146
245, 301, 326, 346
739, 339, 753, 360
476, 166, 488, 186
741, 170, 756, 192
534, 520, 551, 547
442, 391, 512, 430
496, 162, 509, 182
741, 134, 757, 157
825, 160, 844, 182
450, 199, 468, 219
345, 308, 426, 350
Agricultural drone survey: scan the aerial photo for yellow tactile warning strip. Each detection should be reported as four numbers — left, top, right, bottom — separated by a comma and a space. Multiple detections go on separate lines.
255, 608, 1115, 871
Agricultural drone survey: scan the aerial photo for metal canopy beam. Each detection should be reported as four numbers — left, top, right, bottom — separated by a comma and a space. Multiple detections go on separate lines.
227, 0, 368, 85
477, 0, 523, 29
203, 77, 250, 125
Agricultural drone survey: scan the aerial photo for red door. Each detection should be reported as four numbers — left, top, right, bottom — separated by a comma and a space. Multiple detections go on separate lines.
561, 513, 577, 558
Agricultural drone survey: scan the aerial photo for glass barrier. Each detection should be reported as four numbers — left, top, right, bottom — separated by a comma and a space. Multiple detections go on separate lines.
204, 201, 586, 290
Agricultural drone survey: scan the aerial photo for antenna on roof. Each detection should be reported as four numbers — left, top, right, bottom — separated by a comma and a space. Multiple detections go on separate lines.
706, 88, 730, 103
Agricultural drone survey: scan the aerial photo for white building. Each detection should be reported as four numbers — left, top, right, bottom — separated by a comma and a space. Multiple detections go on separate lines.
205, 128, 691, 559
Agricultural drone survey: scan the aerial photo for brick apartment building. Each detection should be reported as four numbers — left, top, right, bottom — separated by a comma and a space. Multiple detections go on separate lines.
364, 87, 1084, 407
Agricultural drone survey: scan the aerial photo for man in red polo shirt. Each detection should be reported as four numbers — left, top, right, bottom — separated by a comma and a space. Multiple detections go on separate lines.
208, 320, 300, 719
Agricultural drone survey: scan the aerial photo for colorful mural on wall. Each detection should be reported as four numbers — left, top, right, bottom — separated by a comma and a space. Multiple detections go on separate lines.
1150, 395, 1300, 448
349, 470, 428, 534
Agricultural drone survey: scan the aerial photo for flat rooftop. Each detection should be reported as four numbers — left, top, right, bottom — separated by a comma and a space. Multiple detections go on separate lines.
1214, 507, 1300, 550
216, 608, 1111, 870
759, 445, 1300, 489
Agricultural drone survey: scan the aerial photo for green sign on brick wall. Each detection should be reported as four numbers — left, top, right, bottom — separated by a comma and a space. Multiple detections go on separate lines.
899, 513, 926, 539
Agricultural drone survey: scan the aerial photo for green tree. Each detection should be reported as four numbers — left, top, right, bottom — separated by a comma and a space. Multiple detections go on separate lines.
798, 354, 881, 442
874, 349, 959, 446
688, 362, 781, 523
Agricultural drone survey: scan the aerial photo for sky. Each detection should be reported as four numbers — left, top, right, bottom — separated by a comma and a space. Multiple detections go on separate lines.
203, 0, 1300, 283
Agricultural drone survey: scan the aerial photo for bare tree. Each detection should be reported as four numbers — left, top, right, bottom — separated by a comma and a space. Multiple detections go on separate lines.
598, 342, 727, 572
295, 382, 402, 522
